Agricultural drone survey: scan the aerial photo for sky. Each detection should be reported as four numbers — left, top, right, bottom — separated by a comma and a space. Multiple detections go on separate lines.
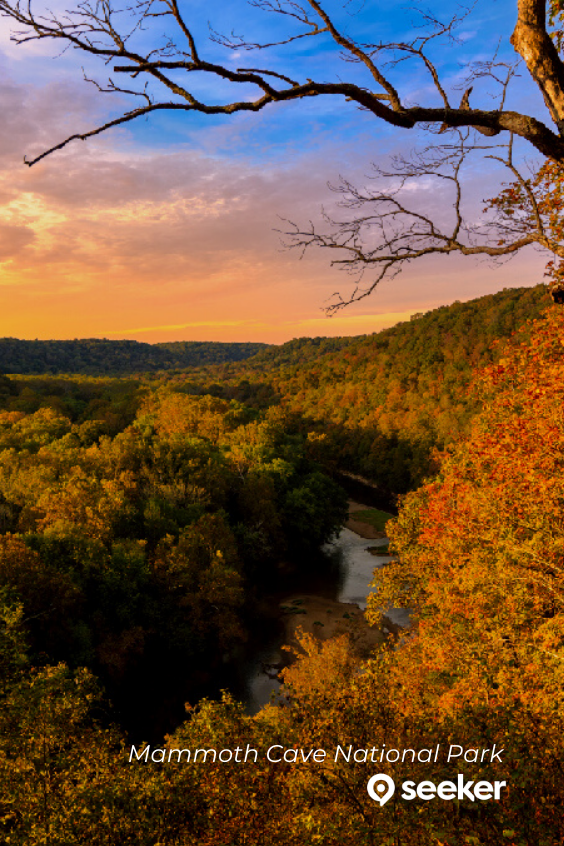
0, 0, 551, 344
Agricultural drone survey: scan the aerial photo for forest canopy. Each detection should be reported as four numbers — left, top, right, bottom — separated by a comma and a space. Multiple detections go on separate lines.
167, 284, 551, 492
0, 339, 268, 375
0, 289, 563, 844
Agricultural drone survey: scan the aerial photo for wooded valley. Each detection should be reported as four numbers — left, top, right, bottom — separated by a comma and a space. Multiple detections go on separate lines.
0, 284, 562, 844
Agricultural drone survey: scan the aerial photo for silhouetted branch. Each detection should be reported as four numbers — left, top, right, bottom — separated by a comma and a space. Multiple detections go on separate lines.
282, 133, 555, 312
2, 0, 564, 164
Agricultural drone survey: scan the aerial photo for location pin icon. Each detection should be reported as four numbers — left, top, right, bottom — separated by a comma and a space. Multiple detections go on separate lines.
367, 774, 395, 806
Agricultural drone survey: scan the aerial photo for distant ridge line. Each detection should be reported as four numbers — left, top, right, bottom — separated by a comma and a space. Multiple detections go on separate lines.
0, 338, 270, 375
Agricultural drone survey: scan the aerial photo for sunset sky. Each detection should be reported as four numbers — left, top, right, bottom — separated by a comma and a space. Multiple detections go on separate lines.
0, 0, 549, 344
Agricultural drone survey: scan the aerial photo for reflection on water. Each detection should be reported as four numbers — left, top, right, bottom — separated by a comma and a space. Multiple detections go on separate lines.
237, 641, 286, 715
326, 527, 388, 609
239, 527, 409, 713
328, 528, 411, 630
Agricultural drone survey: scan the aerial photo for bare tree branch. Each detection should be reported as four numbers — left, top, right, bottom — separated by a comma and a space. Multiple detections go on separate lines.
281, 132, 557, 313
2, 0, 564, 308
3, 0, 564, 164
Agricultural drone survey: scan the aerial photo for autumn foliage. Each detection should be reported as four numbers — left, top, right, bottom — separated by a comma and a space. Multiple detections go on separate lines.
2, 300, 564, 843
366, 306, 564, 841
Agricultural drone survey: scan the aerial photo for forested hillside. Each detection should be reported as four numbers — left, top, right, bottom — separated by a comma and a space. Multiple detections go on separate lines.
0, 339, 268, 375
0, 286, 550, 497
0, 388, 347, 740
169, 285, 550, 491
1, 299, 563, 844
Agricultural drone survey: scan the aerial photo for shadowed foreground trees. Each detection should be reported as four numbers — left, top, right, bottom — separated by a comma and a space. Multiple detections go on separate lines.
0, 390, 348, 737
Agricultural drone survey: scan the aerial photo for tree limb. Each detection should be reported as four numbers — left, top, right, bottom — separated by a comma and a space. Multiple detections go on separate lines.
3, 0, 564, 163
282, 134, 558, 313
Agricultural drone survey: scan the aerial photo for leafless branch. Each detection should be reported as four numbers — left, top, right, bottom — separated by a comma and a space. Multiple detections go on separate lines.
2, 0, 564, 309
1, 0, 564, 166
282, 132, 556, 313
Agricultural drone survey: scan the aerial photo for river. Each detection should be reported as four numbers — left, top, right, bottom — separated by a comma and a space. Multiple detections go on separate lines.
125, 506, 409, 742
234, 523, 410, 713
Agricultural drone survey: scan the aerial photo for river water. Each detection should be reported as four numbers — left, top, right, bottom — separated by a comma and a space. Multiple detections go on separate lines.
237, 526, 410, 713
126, 519, 410, 742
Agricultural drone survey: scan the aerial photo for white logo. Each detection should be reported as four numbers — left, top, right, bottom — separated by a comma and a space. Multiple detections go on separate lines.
367, 773, 507, 804
367, 774, 395, 806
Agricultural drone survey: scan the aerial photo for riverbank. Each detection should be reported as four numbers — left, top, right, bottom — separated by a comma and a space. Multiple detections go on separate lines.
345, 500, 391, 539
280, 594, 385, 659
275, 502, 400, 662
241, 501, 408, 710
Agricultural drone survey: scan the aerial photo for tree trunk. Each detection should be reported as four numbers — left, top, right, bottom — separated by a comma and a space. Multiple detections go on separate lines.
512, 0, 564, 133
